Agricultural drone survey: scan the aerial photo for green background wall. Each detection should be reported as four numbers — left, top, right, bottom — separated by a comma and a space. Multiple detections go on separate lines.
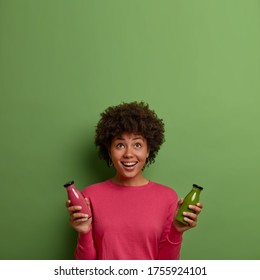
0, 0, 259, 259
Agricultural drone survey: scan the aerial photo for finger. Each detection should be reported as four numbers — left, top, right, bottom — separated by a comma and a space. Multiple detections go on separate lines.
84, 197, 93, 213
70, 212, 89, 222
67, 205, 82, 215
84, 197, 90, 205
183, 211, 197, 221
177, 198, 184, 210
188, 205, 202, 215
65, 200, 71, 207
196, 202, 203, 209
179, 198, 184, 204
71, 215, 92, 225
71, 217, 89, 224
73, 212, 89, 219
183, 216, 197, 228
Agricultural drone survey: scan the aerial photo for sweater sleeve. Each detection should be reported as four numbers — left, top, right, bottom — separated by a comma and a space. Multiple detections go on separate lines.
157, 200, 183, 260
74, 229, 97, 260
74, 188, 97, 260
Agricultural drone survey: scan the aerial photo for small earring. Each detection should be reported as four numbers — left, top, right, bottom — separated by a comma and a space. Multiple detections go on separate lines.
109, 158, 113, 167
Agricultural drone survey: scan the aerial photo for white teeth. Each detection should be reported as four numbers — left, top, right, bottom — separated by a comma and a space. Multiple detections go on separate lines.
122, 162, 137, 167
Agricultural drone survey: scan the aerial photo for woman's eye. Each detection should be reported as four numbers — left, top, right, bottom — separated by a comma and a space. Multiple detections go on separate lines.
116, 143, 124, 149
135, 143, 142, 148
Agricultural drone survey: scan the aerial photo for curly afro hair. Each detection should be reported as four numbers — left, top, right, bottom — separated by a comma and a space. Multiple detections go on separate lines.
95, 101, 165, 166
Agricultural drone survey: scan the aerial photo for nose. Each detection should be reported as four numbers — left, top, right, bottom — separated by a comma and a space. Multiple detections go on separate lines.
123, 146, 133, 158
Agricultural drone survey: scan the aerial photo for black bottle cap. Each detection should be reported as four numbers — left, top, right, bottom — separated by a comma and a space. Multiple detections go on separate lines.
193, 183, 203, 190
64, 180, 74, 187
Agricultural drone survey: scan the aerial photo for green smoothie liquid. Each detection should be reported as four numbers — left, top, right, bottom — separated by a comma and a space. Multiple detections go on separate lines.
175, 184, 203, 225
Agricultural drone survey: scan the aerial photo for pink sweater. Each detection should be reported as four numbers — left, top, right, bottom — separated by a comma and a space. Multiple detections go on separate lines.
75, 180, 183, 260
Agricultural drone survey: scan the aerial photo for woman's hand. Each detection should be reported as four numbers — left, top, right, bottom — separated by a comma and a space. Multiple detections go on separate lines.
66, 198, 92, 234
173, 198, 203, 232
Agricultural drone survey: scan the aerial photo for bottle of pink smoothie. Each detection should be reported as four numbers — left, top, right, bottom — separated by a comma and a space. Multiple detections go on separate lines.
64, 180, 92, 217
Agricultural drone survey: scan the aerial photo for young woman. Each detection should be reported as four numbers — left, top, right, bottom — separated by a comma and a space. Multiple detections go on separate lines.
66, 101, 203, 260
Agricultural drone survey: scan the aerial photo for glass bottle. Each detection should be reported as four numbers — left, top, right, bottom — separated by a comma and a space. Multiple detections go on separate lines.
64, 180, 92, 217
175, 184, 203, 225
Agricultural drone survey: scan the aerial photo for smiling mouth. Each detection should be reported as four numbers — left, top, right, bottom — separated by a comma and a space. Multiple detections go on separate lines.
121, 162, 138, 168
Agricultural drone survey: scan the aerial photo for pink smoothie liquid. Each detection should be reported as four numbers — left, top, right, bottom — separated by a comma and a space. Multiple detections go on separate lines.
64, 181, 92, 217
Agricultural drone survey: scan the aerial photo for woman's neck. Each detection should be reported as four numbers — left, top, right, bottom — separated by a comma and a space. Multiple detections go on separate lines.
111, 174, 149, 187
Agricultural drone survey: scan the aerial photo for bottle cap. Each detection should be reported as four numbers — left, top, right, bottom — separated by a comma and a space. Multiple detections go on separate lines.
64, 180, 74, 188
193, 183, 203, 190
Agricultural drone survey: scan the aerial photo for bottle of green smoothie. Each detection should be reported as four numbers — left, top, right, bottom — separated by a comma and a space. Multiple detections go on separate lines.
175, 184, 203, 225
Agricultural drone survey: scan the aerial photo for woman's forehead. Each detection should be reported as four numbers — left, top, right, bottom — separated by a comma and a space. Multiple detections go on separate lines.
113, 132, 145, 141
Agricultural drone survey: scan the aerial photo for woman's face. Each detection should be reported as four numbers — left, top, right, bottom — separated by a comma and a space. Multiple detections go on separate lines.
109, 132, 149, 185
